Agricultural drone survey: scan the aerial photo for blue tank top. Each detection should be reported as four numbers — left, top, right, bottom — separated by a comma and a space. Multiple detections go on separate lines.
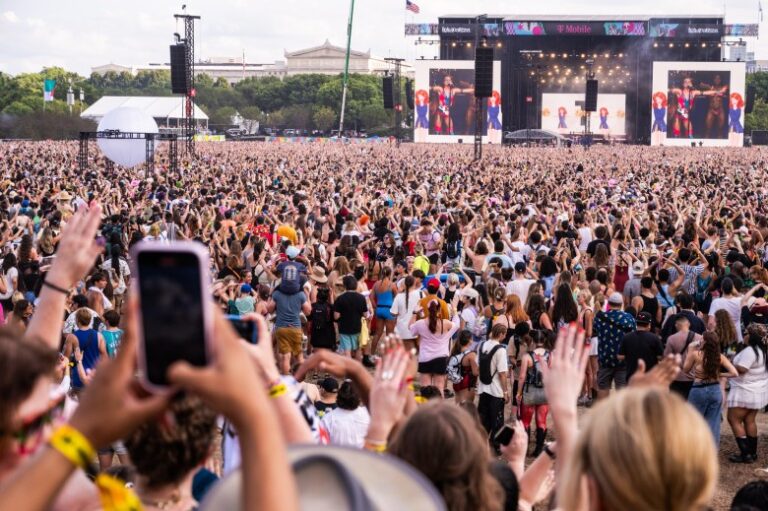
71, 329, 100, 389
376, 287, 394, 308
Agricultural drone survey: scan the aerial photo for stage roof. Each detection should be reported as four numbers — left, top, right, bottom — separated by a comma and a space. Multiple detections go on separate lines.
440, 15, 724, 21
81, 96, 209, 122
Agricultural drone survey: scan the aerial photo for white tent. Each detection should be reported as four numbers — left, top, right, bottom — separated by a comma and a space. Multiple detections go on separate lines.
81, 96, 208, 129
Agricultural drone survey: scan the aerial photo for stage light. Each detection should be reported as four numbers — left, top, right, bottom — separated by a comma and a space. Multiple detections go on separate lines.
562, 53, 568, 58
593, 53, 598, 58
619, 53, 624, 58
702, 43, 707, 48
718, 43, 722, 47
653, 42, 659, 48
530, 71, 535, 76
540, 79, 546, 84
496, 42, 502, 48
669, 43, 674, 48
451, 42, 456, 47
604, 53, 610, 58
547, 71, 553, 76
619, 80, 624, 84
580, 65, 585, 69
466, 42, 472, 48
551, 53, 556, 58
684, 43, 690, 48
539, 53, 544, 58
580, 53, 586, 58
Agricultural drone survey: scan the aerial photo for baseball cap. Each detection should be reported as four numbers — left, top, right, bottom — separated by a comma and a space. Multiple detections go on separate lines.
285, 246, 301, 259
632, 261, 645, 273
319, 377, 339, 393
240, 284, 253, 294
608, 292, 624, 306
460, 287, 480, 300
427, 278, 440, 291
636, 312, 652, 326
514, 262, 527, 273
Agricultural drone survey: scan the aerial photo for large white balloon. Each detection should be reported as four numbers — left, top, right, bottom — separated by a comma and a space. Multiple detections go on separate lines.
97, 107, 159, 168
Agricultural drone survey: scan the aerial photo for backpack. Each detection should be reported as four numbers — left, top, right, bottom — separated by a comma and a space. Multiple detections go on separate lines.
525, 351, 550, 389
278, 261, 302, 295
310, 302, 331, 332
487, 305, 504, 336
478, 341, 504, 385
468, 308, 487, 339
446, 351, 467, 384
445, 239, 461, 260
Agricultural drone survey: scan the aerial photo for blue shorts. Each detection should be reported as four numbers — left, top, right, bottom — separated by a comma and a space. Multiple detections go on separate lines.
339, 333, 360, 352
375, 306, 394, 321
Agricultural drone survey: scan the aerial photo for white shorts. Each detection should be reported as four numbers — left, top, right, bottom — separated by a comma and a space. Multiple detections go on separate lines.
589, 337, 599, 356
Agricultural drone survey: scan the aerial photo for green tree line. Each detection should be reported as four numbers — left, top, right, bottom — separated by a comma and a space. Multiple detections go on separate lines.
0, 67, 397, 138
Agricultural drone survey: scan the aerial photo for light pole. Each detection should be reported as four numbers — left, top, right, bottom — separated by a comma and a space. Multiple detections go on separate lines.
338, 0, 356, 136
66, 81, 74, 115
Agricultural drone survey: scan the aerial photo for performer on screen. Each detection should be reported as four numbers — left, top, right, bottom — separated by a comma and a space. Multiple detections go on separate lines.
652, 92, 668, 145
669, 76, 720, 139
729, 92, 745, 147
557, 107, 568, 129
415, 89, 430, 129
487, 91, 502, 131
599, 107, 610, 130
700, 74, 729, 138
431, 74, 474, 135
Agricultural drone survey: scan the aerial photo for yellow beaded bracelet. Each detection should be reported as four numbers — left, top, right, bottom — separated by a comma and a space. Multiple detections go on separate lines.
268, 382, 288, 398
95, 473, 144, 511
364, 441, 387, 453
49, 424, 96, 471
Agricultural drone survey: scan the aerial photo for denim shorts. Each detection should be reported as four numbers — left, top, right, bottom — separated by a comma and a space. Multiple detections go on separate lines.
339, 333, 360, 352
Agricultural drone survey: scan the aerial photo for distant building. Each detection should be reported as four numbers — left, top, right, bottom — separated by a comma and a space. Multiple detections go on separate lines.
91, 41, 412, 85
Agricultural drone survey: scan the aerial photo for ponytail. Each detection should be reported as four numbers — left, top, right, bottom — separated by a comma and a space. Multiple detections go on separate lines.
404, 275, 415, 310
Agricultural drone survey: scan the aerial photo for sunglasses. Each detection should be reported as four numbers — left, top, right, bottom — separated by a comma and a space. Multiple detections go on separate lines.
2, 394, 66, 456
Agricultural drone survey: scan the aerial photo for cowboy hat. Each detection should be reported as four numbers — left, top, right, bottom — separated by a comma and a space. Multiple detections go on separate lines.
309, 267, 328, 284
200, 445, 445, 511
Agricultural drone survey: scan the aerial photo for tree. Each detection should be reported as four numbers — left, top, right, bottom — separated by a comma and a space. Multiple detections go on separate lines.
746, 98, 768, 133
209, 106, 237, 127
312, 106, 336, 131
214, 77, 230, 88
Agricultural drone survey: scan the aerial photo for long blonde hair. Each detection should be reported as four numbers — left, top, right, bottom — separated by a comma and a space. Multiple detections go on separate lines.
560, 388, 717, 511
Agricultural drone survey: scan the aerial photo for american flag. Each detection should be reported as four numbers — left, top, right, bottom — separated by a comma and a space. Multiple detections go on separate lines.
406, 0, 420, 14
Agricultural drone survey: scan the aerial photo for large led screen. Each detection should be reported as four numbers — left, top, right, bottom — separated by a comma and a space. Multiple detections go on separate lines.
541, 93, 627, 137
651, 61, 746, 147
414, 60, 502, 144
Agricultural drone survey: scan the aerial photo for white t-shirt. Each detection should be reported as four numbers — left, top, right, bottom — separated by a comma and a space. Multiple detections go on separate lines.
477, 340, 509, 398
732, 347, 768, 389
509, 241, 530, 265
578, 227, 593, 252
390, 290, 423, 339
0, 266, 17, 300
709, 296, 743, 342
321, 407, 371, 448
507, 278, 536, 305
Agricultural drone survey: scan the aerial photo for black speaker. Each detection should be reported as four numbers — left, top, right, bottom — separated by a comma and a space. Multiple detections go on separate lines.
382, 76, 394, 109
746, 85, 756, 114
405, 79, 414, 110
170, 44, 189, 94
474, 47, 494, 98
585, 79, 598, 112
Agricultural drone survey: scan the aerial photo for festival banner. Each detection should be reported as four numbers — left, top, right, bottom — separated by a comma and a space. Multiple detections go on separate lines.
503, 21, 646, 37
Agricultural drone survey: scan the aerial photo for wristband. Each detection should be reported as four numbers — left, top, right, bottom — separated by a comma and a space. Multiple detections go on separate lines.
95, 473, 143, 511
49, 424, 96, 472
268, 382, 288, 398
43, 279, 70, 295
364, 440, 387, 453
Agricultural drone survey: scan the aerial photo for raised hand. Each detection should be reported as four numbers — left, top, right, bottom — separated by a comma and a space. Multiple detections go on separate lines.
629, 355, 681, 389
46, 204, 104, 289
366, 335, 412, 442
540, 323, 589, 414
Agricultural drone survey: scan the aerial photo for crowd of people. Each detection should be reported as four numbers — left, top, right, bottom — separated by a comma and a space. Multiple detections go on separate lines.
2, 140, 768, 510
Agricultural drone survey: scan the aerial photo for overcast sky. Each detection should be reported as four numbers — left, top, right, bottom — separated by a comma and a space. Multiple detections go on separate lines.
0, 0, 765, 76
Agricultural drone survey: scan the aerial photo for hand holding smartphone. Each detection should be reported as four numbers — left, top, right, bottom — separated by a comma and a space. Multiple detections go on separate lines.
226, 315, 259, 344
132, 241, 213, 392
494, 423, 515, 446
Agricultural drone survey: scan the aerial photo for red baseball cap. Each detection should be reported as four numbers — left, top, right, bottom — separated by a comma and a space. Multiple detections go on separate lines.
427, 278, 440, 290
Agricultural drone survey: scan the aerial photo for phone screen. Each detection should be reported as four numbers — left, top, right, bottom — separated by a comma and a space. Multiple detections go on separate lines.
227, 315, 259, 344
138, 250, 207, 386
494, 424, 515, 446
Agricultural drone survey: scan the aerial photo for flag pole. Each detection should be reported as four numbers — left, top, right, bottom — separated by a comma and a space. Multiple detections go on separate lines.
338, 0, 356, 136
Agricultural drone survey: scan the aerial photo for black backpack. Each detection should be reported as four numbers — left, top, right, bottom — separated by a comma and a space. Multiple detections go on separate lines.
445, 239, 461, 260
311, 302, 331, 332
478, 341, 504, 385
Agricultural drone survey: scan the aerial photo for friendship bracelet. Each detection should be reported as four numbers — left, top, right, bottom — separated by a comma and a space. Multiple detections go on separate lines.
95, 473, 144, 511
43, 279, 70, 295
49, 424, 96, 472
364, 440, 387, 453
268, 382, 288, 398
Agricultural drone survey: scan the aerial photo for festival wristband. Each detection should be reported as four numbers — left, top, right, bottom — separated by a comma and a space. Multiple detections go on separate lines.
49, 424, 96, 471
268, 382, 288, 398
95, 474, 144, 511
364, 440, 387, 453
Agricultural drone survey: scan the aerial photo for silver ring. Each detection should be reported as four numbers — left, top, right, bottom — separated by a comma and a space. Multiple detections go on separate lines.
382, 370, 394, 381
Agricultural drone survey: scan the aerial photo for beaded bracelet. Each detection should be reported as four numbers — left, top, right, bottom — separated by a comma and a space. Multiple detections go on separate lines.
49, 424, 96, 472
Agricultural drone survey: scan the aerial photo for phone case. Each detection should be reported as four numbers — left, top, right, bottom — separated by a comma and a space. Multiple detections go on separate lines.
130, 241, 214, 393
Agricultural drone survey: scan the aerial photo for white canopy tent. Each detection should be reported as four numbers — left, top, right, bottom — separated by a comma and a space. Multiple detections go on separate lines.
81, 96, 208, 130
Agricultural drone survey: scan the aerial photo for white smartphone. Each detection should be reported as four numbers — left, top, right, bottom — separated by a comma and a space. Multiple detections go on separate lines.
131, 241, 213, 392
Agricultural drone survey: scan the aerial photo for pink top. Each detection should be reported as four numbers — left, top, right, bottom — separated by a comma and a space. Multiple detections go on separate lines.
410, 319, 461, 362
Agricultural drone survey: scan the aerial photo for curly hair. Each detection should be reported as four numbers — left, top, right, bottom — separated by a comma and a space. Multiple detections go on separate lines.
713, 309, 737, 351
124, 395, 217, 489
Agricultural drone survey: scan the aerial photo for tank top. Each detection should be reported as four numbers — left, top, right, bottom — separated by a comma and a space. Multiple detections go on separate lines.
640, 295, 659, 325
71, 329, 101, 389
375, 284, 394, 309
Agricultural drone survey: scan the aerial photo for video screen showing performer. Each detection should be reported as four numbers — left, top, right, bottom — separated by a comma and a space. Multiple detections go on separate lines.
666, 70, 730, 139
428, 69, 481, 136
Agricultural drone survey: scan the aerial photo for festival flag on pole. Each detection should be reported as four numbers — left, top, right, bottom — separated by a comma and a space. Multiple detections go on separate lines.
406, 0, 420, 14
43, 79, 56, 102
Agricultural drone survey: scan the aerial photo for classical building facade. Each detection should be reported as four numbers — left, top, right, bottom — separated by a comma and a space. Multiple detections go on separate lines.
91, 41, 412, 85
